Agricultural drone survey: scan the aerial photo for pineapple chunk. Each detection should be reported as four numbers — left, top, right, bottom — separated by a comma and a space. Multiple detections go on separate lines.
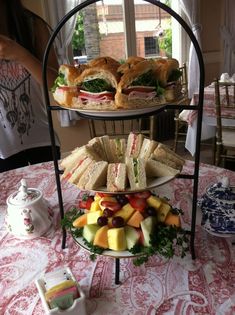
114, 203, 135, 222
157, 203, 171, 222
147, 195, 162, 210
87, 210, 102, 225
107, 227, 127, 251
89, 200, 101, 212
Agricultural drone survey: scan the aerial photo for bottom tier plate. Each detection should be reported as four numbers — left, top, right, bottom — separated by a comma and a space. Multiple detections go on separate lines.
73, 235, 143, 258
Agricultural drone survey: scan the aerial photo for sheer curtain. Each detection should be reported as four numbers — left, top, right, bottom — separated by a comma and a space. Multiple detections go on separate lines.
179, 0, 201, 98
43, 0, 80, 126
221, 0, 235, 75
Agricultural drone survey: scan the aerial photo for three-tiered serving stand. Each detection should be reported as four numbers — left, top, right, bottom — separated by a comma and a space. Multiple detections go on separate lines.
42, 0, 204, 284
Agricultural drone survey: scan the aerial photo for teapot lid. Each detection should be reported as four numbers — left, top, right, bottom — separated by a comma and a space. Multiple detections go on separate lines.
206, 177, 235, 202
7, 179, 41, 207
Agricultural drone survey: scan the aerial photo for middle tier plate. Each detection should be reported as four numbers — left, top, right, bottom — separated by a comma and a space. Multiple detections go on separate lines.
80, 175, 176, 194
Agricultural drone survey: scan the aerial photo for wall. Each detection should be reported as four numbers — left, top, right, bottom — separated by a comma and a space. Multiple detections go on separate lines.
201, 0, 223, 85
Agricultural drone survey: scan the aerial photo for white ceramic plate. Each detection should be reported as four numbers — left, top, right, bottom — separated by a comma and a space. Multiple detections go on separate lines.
82, 175, 176, 194
73, 236, 142, 258
60, 104, 165, 118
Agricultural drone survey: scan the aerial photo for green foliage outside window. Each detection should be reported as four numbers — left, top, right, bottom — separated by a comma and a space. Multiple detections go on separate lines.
72, 13, 85, 55
159, 28, 172, 57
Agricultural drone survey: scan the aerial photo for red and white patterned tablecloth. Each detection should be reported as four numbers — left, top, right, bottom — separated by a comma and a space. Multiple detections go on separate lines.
0, 161, 235, 315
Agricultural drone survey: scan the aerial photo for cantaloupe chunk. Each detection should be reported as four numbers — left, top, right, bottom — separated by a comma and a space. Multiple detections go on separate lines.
164, 212, 181, 227
93, 225, 109, 248
126, 210, 144, 228
73, 213, 87, 228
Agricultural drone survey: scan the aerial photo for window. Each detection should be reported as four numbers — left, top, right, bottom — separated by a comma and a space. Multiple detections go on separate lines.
144, 37, 159, 57
72, 0, 189, 66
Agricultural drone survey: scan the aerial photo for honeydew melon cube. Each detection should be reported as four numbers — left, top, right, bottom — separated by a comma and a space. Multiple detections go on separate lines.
89, 200, 101, 212
157, 203, 171, 222
107, 227, 127, 251
86, 210, 102, 225
83, 224, 100, 243
114, 203, 135, 222
146, 195, 162, 210
124, 226, 140, 250
140, 216, 155, 246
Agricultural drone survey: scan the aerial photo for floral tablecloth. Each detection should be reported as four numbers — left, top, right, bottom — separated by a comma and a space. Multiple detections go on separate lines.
0, 161, 235, 315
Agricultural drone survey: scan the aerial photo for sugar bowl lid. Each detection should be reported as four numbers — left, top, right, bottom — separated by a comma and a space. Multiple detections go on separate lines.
198, 177, 235, 214
7, 179, 42, 207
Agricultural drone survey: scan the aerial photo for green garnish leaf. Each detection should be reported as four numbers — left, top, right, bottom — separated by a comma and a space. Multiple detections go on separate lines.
82, 78, 113, 93
51, 72, 67, 93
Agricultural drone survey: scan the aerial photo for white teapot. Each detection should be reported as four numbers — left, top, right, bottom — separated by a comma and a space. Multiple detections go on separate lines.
6, 179, 53, 239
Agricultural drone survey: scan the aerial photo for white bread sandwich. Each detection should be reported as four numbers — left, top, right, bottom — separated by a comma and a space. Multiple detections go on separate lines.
115, 59, 165, 109
109, 138, 126, 163
60, 145, 101, 179
66, 156, 94, 184
107, 163, 127, 192
72, 61, 121, 110
126, 157, 147, 190
139, 138, 158, 160
77, 160, 108, 190
146, 159, 180, 177
151, 143, 185, 171
52, 64, 87, 107
88, 137, 107, 161
126, 132, 144, 158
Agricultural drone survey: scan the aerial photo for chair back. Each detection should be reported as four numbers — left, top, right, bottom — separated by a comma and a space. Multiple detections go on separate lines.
178, 63, 189, 103
88, 116, 155, 140
214, 78, 235, 166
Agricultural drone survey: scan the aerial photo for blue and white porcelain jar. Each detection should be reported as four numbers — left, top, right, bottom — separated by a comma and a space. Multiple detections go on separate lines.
198, 177, 235, 234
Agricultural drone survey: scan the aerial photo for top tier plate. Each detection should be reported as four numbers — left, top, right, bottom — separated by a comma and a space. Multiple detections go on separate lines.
60, 104, 166, 118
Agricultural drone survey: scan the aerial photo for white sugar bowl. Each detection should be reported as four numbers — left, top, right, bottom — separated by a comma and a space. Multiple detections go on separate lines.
6, 179, 53, 239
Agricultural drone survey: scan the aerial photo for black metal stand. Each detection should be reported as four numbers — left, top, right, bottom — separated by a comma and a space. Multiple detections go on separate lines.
42, 0, 205, 282
115, 258, 120, 285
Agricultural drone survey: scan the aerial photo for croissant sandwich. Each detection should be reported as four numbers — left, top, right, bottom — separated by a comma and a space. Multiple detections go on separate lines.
72, 61, 121, 110
52, 64, 88, 107
115, 59, 166, 109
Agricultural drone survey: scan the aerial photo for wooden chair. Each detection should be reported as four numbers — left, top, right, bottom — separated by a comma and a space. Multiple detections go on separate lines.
88, 116, 156, 139
214, 78, 235, 167
173, 63, 190, 152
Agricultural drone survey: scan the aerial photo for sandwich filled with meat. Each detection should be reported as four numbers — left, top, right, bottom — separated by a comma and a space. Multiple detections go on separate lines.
115, 59, 165, 109
72, 59, 121, 110
52, 64, 87, 107
155, 58, 183, 102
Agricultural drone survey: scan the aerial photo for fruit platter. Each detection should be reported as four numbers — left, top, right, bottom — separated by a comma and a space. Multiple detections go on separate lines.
62, 190, 190, 265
